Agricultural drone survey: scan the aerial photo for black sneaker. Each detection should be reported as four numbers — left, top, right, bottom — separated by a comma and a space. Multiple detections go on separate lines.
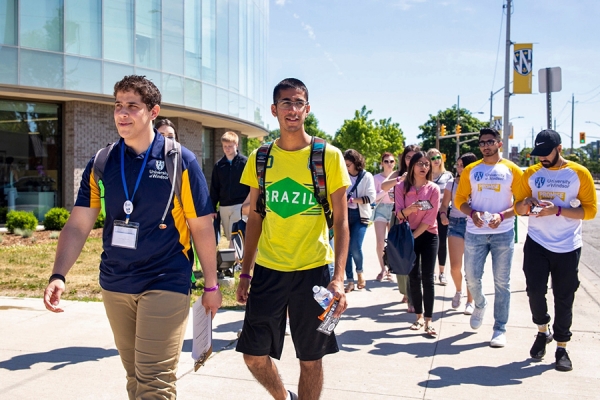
530, 329, 553, 359
555, 348, 573, 372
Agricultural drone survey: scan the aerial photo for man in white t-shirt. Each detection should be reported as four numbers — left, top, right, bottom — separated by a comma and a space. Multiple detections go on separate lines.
514, 130, 597, 372
454, 128, 523, 348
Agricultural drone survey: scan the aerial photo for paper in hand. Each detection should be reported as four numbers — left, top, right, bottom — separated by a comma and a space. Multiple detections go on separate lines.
192, 295, 213, 371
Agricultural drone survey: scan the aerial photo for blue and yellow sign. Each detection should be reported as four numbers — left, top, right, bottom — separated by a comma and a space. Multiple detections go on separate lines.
513, 43, 533, 94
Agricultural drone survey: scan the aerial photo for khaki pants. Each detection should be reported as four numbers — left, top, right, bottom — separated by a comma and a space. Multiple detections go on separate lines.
219, 203, 243, 240
102, 289, 190, 400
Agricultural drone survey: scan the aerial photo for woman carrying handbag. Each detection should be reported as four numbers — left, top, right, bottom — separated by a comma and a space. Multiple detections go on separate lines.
395, 151, 440, 336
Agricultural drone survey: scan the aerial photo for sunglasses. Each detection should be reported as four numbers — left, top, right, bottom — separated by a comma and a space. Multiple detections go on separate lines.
478, 139, 497, 147
383, 159, 395, 164
430, 155, 442, 161
416, 162, 431, 168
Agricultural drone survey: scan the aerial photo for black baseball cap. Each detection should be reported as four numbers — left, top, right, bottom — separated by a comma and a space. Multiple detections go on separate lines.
531, 129, 561, 156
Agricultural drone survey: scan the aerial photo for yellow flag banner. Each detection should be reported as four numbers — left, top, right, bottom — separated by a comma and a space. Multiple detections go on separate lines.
513, 43, 533, 94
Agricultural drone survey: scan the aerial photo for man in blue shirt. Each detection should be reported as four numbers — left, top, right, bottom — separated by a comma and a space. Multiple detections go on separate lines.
43, 75, 221, 399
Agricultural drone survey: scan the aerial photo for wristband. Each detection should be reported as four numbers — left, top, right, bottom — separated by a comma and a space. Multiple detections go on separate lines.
349, 197, 354, 204
556, 206, 562, 217
439, 211, 447, 216
49, 273, 66, 284
470, 209, 477, 218
239, 273, 252, 280
204, 284, 220, 292
499, 212, 504, 222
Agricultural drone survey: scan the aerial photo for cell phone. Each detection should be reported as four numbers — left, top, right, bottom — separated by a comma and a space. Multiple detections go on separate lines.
530, 204, 544, 214
416, 200, 433, 210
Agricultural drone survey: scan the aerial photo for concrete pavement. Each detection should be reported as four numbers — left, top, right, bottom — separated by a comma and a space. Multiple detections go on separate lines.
2, 216, 600, 399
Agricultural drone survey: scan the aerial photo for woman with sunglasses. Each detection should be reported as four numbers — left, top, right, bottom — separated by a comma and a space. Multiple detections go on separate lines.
395, 151, 440, 336
427, 148, 453, 286
373, 152, 397, 282
344, 149, 376, 292
439, 153, 478, 315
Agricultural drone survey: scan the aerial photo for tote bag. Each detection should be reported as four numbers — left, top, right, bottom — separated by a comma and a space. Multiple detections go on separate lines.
384, 184, 416, 275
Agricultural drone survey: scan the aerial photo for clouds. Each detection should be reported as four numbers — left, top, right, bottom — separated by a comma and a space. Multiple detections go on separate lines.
275, 0, 288, 6
391, 0, 426, 11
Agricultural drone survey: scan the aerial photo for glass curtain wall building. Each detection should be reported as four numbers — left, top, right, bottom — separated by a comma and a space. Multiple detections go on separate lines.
0, 0, 268, 222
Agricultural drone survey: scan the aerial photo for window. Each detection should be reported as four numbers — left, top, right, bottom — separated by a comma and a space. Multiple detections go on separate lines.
104, 0, 134, 64
20, 0, 64, 52
0, 0, 17, 45
65, 0, 101, 57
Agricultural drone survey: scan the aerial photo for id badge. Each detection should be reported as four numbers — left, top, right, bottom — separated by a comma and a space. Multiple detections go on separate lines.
111, 220, 140, 249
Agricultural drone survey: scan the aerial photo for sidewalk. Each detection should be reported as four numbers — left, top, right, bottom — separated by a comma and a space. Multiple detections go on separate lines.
2, 217, 600, 399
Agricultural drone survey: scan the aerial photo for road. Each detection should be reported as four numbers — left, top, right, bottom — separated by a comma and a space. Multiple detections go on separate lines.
579, 187, 600, 305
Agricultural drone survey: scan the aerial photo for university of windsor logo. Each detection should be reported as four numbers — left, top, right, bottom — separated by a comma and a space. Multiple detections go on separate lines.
474, 172, 484, 181
514, 48, 532, 76
155, 160, 165, 171
535, 177, 545, 189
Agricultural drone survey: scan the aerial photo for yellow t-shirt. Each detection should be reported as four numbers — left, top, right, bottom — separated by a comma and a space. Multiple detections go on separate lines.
241, 141, 350, 271
514, 161, 597, 252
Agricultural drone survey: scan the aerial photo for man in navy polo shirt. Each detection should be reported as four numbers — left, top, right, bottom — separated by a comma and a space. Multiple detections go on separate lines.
43, 75, 221, 399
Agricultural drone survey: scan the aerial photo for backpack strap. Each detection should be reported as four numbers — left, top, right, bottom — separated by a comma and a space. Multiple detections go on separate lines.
92, 142, 118, 217
309, 137, 334, 239
255, 142, 274, 218
159, 137, 183, 228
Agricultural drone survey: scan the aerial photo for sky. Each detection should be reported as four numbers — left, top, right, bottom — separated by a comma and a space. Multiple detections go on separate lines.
266, 0, 600, 153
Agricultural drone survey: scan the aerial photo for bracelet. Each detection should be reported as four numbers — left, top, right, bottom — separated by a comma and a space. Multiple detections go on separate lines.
204, 284, 220, 292
470, 209, 476, 218
499, 212, 504, 222
239, 273, 252, 280
439, 211, 447, 216
349, 197, 354, 204
49, 273, 66, 284
556, 206, 562, 217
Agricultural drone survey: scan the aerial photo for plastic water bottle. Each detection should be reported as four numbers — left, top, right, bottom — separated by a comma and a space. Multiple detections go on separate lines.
570, 198, 581, 208
482, 211, 492, 224
313, 286, 333, 309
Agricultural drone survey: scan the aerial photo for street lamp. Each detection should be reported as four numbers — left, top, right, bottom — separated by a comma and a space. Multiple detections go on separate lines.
586, 120, 600, 127
510, 116, 524, 121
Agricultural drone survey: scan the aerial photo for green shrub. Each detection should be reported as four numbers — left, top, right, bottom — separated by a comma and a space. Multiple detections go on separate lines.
6, 210, 38, 233
94, 212, 105, 229
44, 207, 71, 231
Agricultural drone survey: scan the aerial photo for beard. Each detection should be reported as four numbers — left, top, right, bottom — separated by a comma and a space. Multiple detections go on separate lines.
541, 151, 560, 168
483, 147, 499, 157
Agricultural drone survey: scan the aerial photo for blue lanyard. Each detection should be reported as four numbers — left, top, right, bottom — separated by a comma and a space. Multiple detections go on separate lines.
120, 135, 156, 220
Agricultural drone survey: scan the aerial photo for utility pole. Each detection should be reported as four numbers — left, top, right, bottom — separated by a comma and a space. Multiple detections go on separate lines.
456, 95, 460, 162
502, 0, 512, 158
570, 93, 575, 153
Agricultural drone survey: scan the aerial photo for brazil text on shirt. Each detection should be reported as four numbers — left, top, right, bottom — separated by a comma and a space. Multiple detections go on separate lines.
454, 158, 523, 235
75, 133, 213, 295
241, 142, 350, 272
514, 161, 597, 253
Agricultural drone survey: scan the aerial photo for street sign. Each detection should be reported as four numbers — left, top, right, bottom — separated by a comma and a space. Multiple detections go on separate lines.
538, 67, 562, 93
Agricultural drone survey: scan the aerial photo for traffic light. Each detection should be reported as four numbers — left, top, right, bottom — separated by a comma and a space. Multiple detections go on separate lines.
509, 124, 514, 139
440, 124, 446, 136
455, 125, 462, 135
441, 153, 447, 163
526, 153, 531, 162
580, 132, 586, 144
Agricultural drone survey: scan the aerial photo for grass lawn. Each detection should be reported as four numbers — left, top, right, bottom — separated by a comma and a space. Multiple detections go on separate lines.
0, 229, 243, 309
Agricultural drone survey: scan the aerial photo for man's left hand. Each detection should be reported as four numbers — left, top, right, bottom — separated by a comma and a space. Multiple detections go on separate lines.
327, 280, 347, 318
488, 213, 502, 229
536, 201, 556, 217
201, 290, 222, 319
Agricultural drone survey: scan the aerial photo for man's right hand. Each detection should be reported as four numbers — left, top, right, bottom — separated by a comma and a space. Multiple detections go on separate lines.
43, 280, 66, 313
472, 211, 485, 228
236, 278, 251, 304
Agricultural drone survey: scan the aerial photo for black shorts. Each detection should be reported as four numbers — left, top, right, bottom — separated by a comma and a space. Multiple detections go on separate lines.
236, 264, 339, 361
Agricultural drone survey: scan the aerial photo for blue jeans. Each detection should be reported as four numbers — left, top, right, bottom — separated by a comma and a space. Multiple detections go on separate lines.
345, 208, 368, 281
464, 229, 514, 333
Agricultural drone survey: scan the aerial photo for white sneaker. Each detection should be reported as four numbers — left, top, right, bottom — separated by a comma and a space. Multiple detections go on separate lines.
470, 305, 486, 329
464, 302, 474, 315
439, 273, 448, 286
285, 318, 291, 336
490, 330, 507, 348
451, 292, 462, 309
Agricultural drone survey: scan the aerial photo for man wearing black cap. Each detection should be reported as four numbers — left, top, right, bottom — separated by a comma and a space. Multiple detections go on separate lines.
514, 129, 597, 371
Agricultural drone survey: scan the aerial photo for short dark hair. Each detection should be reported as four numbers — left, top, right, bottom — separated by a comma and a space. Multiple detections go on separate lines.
154, 118, 178, 141
273, 78, 308, 104
459, 152, 478, 169
399, 144, 420, 176
479, 128, 501, 140
344, 149, 365, 172
405, 151, 432, 194
381, 152, 394, 163
114, 75, 161, 111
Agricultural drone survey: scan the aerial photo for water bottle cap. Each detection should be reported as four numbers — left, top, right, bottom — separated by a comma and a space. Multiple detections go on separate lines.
312, 285, 320, 293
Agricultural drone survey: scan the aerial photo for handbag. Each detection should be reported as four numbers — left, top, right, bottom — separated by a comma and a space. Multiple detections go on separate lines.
383, 184, 416, 275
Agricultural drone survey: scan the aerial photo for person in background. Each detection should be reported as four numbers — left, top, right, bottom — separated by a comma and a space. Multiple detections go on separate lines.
439, 152, 478, 314
155, 118, 178, 141
394, 151, 440, 336
210, 132, 250, 243
427, 148, 452, 286
373, 152, 396, 282
382, 144, 420, 309
454, 128, 523, 348
343, 149, 376, 292
514, 129, 597, 372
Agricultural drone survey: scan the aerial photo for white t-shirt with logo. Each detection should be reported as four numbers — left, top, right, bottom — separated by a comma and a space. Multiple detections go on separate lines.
514, 161, 597, 253
455, 158, 523, 234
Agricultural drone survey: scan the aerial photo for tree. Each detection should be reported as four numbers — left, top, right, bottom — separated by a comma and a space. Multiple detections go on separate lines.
418, 106, 488, 169
332, 106, 405, 173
